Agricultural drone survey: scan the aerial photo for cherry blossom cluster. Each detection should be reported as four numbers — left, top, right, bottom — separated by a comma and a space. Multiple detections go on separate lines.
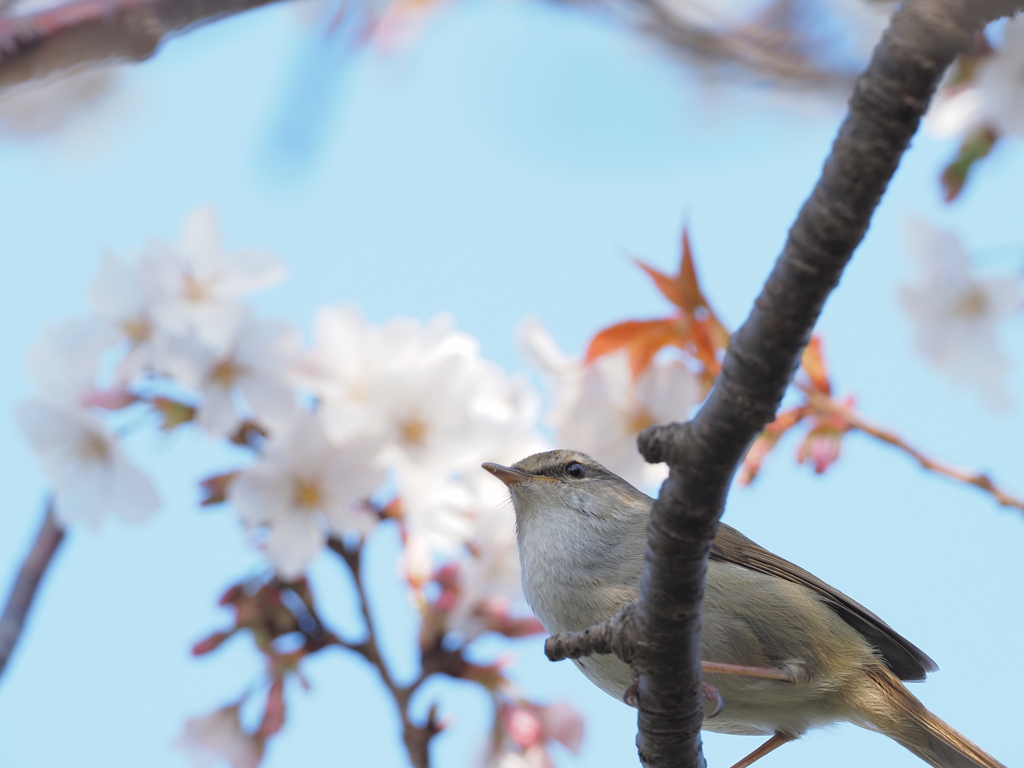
15, 207, 713, 767
900, 217, 1022, 409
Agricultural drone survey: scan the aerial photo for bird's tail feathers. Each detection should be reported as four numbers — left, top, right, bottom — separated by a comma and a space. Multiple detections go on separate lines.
862, 666, 1005, 768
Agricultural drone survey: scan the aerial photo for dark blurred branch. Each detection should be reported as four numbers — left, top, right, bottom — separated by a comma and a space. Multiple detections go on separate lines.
0, 0, 891, 97
0, 500, 64, 681
0, 0, 285, 91
632, 0, 1024, 766
578, 0, 868, 91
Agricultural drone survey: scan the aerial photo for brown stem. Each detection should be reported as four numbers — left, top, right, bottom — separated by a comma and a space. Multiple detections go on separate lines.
807, 390, 1024, 514
0, 0, 286, 91
326, 538, 435, 768
632, 2, 1023, 766
0, 500, 65, 681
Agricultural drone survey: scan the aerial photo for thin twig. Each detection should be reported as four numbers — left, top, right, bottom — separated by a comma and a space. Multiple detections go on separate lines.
806, 390, 1024, 513
0, 500, 65, 680
326, 538, 437, 768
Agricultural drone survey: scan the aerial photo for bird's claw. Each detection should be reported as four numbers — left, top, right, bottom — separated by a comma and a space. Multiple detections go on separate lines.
702, 681, 725, 718
623, 671, 640, 707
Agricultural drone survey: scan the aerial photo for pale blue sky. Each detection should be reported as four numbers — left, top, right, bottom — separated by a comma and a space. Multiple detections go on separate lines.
1, 3, 1022, 768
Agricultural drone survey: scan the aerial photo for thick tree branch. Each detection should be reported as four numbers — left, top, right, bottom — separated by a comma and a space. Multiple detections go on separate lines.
629, 1, 1024, 766
590, 0, 858, 91
0, 501, 64, 681
0, 0, 284, 91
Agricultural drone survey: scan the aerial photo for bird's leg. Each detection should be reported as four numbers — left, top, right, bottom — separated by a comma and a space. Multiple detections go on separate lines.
727, 732, 794, 768
701, 660, 795, 682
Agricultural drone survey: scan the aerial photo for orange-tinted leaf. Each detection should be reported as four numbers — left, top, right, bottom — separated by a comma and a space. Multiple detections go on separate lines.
585, 318, 685, 367
632, 229, 731, 374
675, 229, 707, 314
634, 230, 708, 314
800, 336, 831, 395
635, 259, 686, 310
625, 320, 688, 378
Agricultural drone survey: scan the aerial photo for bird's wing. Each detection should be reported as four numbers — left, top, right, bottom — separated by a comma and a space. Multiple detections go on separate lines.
710, 523, 938, 681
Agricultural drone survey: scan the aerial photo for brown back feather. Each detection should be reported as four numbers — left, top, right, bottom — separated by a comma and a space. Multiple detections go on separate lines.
710, 523, 937, 681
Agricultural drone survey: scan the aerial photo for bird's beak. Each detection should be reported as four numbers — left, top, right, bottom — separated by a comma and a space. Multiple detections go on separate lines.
482, 462, 542, 487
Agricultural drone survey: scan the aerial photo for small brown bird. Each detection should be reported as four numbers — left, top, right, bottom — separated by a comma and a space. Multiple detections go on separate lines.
482, 449, 1005, 768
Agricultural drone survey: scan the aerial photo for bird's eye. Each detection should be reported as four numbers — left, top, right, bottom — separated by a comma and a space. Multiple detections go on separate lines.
565, 462, 587, 479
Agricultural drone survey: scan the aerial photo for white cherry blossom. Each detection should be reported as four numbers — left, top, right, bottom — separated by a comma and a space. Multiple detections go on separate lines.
300, 306, 459, 443
396, 465, 482, 562
307, 307, 545, 474
152, 207, 286, 347
928, 19, 1024, 139
26, 318, 119, 402
87, 250, 175, 380
27, 252, 172, 399
229, 413, 386, 578
161, 313, 301, 438
16, 399, 160, 528
175, 705, 262, 768
519, 318, 701, 490
446, 495, 525, 640
900, 217, 1022, 409
974, 19, 1024, 137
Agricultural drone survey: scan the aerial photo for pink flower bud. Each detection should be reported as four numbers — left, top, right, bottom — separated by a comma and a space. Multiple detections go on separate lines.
501, 703, 544, 749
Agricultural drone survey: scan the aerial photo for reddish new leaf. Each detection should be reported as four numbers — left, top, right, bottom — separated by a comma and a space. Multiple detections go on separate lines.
739, 406, 808, 485
191, 630, 234, 656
